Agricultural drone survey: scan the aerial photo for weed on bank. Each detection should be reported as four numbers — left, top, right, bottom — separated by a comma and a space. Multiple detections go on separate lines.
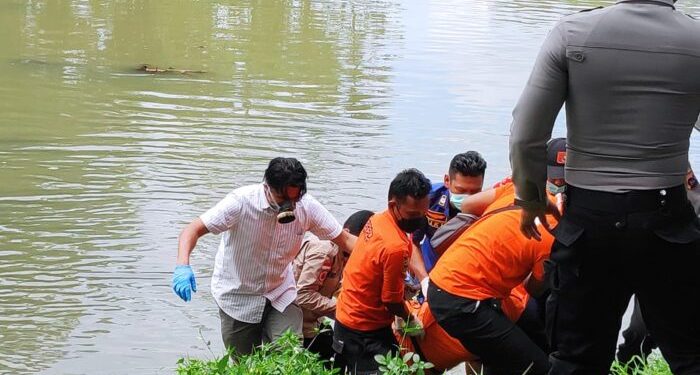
176, 330, 671, 375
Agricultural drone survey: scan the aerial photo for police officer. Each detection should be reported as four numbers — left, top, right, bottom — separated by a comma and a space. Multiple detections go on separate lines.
509, 1, 700, 374
409, 151, 487, 297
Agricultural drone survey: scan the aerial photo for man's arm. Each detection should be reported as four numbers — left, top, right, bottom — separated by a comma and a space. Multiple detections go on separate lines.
526, 239, 552, 297
305, 195, 353, 251
460, 188, 499, 216
381, 247, 409, 319
383, 247, 424, 336
176, 218, 210, 265
173, 193, 241, 302
510, 21, 568, 239
408, 242, 430, 297
330, 230, 357, 254
386, 302, 409, 321
409, 242, 428, 281
524, 272, 547, 298
172, 218, 210, 302
295, 243, 337, 317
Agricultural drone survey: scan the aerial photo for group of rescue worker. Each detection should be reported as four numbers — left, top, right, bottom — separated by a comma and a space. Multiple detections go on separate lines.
300, 140, 567, 374
173, 1, 700, 374
296, 140, 699, 375
294, 138, 566, 374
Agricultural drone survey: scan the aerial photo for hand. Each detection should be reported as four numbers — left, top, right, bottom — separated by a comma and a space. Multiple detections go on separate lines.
547, 196, 563, 221
404, 314, 425, 338
520, 200, 560, 241
172, 265, 197, 302
395, 315, 425, 338
420, 277, 429, 299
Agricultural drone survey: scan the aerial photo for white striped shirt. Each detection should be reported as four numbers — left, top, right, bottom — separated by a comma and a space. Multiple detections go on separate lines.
200, 183, 342, 323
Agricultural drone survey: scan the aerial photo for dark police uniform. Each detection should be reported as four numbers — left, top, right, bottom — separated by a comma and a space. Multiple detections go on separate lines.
509, 1, 700, 374
412, 183, 457, 272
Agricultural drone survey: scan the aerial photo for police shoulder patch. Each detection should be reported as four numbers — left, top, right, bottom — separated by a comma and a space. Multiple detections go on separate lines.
438, 194, 447, 207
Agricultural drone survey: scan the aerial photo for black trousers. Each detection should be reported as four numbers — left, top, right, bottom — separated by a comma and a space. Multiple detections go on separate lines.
332, 321, 398, 375
428, 283, 550, 375
517, 292, 550, 354
304, 329, 336, 366
547, 185, 700, 375
616, 297, 657, 367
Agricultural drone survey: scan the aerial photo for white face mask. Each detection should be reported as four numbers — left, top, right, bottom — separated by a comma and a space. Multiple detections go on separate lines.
546, 181, 567, 195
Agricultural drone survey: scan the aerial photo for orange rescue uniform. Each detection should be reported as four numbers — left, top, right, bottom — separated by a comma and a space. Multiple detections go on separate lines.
336, 210, 411, 331
396, 284, 530, 371
430, 182, 557, 301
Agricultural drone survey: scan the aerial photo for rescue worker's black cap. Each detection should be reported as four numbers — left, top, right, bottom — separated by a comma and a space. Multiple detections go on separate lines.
547, 138, 566, 179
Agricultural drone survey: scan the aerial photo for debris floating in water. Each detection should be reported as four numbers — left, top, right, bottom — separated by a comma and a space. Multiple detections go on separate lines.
138, 64, 206, 74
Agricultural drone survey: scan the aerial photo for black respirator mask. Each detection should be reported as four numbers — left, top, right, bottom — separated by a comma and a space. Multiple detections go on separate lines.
275, 200, 296, 224
265, 184, 298, 224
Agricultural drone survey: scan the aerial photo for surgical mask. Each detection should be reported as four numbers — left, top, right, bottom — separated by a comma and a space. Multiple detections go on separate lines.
265, 185, 296, 224
546, 181, 567, 195
449, 193, 469, 211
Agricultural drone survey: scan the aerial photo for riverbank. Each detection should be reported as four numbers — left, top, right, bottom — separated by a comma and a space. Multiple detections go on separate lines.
176, 331, 672, 375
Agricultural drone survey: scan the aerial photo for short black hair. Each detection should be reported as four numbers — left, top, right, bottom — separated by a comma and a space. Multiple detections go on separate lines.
343, 210, 374, 236
264, 157, 307, 197
449, 151, 486, 178
388, 168, 432, 201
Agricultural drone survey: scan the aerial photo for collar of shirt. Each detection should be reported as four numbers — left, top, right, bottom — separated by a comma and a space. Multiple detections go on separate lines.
257, 183, 274, 211
615, 0, 675, 7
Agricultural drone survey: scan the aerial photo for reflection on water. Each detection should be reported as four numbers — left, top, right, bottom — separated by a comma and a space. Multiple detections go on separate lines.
0, 0, 698, 373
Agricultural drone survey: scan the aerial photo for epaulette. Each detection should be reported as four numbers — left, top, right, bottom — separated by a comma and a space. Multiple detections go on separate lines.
579, 6, 603, 13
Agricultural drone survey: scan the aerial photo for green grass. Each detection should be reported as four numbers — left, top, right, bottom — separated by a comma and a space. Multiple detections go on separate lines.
176, 331, 338, 375
177, 330, 672, 375
610, 354, 672, 375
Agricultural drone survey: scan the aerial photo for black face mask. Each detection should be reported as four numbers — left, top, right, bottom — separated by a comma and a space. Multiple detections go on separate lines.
397, 216, 426, 233
265, 184, 297, 224
394, 204, 426, 233
276, 200, 296, 224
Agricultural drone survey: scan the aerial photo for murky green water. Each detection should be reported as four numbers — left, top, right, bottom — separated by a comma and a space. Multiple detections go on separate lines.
1, 1, 698, 373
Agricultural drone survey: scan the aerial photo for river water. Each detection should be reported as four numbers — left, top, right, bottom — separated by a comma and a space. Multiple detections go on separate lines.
1, 1, 699, 374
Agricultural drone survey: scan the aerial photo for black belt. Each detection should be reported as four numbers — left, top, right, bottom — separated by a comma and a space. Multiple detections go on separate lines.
567, 184, 686, 213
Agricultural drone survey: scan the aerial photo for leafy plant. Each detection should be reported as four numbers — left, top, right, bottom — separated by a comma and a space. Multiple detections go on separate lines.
305, 318, 333, 351
610, 354, 672, 375
374, 351, 435, 375
176, 330, 338, 375
373, 317, 435, 375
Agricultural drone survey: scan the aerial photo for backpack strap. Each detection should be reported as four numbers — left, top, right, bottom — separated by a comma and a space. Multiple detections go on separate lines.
466, 204, 522, 234
481, 204, 521, 219
483, 204, 556, 237
431, 205, 520, 256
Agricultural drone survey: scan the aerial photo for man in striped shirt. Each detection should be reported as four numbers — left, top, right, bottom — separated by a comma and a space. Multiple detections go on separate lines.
172, 157, 357, 357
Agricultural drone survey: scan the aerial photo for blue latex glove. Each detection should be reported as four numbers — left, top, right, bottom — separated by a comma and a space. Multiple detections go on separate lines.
172, 265, 197, 302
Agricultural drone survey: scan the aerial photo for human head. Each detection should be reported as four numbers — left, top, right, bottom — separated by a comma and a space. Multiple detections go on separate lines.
388, 168, 432, 232
263, 157, 307, 203
340, 210, 374, 258
444, 151, 486, 196
546, 138, 567, 194
343, 210, 374, 236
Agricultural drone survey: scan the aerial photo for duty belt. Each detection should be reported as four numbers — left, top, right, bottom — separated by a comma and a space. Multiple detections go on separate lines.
567, 185, 686, 213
